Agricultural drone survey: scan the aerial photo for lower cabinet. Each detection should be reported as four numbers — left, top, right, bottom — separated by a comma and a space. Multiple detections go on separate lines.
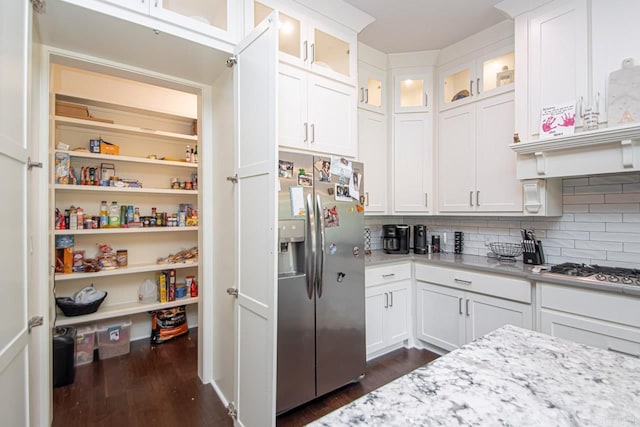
365, 263, 411, 359
416, 279, 532, 352
538, 281, 640, 358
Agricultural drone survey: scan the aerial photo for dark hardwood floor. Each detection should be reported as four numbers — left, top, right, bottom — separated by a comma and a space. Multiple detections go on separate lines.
53, 330, 438, 427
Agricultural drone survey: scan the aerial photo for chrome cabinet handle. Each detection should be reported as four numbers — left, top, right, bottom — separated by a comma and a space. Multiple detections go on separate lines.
476, 190, 480, 207
458, 297, 463, 315
303, 40, 308, 62
384, 292, 389, 308
390, 291, 393, 307
469, 80, 473, 97
469, 191, 473, 206
608, 347, 640, 358
360, 88, 364, 102
454, 278, 472, 285
382, 273, 395, 278
304, 122, 308, 142
310, 43, 315, 64
425, 92, 428, 107
365, 192, 370, 207
310, 124, 315, 143
476, 78, 480, 95
466, 299, 470, 316
425, 192, 428, 208
365, 88, 369, 103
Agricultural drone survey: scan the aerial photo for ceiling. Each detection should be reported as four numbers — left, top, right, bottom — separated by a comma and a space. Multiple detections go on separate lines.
342, 0, 508, 53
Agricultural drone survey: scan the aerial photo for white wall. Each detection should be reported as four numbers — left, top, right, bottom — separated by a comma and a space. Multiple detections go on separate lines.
366, 172, 640, 269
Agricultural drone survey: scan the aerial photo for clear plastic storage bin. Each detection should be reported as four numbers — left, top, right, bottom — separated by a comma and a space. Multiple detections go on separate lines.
75, 325, 96, 366
96, 319, 132, 359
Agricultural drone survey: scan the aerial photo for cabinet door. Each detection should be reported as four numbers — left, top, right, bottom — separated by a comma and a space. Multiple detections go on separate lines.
358, 110, 387, 213
358, 63, 385, 113
416, 282, 464, 351
386, 282, 410, 346
278, 63, 308, 150
439, 60, 474, 111
254, 1, 307, 69
308, 74, 356, 157
365, 287, 388, 356
392, 113, 433, 213
591, 0, 640, 125
438, 104, 475, 212
151, 0, 235, 40
527, 0, 588, 139
309, 18, 356, 84
475, 92, 522, 212
540, 310, 640, 357
394, 72, 433, 113
465, 293, 532, 344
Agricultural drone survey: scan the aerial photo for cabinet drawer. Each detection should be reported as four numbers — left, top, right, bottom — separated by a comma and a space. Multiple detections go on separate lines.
365, 263, 411, 287
539, 282, 640, 328
415, 263, 531, 303
541, 310, 640, 358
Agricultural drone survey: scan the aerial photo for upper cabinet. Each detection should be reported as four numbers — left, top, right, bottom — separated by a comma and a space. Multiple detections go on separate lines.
394, 71, 434, 113
99, 0, 238, 45
358, 62, 385, 113
252, 0, 357, 85
438, 45, 514, 111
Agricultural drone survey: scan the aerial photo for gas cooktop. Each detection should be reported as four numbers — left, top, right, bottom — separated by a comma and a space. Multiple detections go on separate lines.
548, 262, 640, 286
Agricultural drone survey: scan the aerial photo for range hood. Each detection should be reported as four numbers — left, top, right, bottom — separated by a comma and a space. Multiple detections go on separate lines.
509, 123, 640, 179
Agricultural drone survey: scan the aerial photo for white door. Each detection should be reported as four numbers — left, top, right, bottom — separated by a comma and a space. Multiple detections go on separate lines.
465, 293, 532, 344
0, 0, 32, 425
415, 283, 464, 351
385, 282, 410, 345
358, 109, 387, 213
364, 286, 387, 356
278, 63, 307, 150
233, 13, 278, 427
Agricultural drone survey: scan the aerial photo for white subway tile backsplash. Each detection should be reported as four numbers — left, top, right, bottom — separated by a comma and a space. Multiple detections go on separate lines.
574, 213, 623, 223
365, 172, 640, 269
574, 184, 622, 194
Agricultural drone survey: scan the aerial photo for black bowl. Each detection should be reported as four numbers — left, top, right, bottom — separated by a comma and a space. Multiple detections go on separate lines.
55, 292, 107, 316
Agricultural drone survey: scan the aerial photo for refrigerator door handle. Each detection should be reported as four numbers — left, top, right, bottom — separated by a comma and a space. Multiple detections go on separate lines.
315, 193, 325, 298
305, 193, 316, 299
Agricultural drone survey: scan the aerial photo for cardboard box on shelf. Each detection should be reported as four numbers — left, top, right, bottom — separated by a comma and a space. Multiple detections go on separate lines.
99, 140, 119, 156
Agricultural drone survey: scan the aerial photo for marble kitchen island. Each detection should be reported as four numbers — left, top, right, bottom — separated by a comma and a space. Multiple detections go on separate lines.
309, 325, 640, 426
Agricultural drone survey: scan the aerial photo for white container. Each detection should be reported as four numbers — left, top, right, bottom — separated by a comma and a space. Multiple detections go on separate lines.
96, 319, 132, 360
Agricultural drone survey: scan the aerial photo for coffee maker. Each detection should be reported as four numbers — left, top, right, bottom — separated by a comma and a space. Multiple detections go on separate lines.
413, 225, 427, 254
383, 224, 410, 254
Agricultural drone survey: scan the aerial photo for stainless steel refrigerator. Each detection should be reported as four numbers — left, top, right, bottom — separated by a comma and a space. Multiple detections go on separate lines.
276, 151, 365, 414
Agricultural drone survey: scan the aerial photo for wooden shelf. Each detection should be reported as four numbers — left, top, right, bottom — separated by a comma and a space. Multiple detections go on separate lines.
54, 261, 198, 282
55, 115, 197, 142
53, 184, 198, 195
54, 149, 198, 168
53, 226, 198, 235
55, 296, 199, 326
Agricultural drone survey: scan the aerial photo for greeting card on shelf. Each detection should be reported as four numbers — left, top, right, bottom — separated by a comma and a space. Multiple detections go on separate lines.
539, 103, 576, 139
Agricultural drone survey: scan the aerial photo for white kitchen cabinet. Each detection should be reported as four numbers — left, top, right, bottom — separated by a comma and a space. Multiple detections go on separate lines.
394, 71, 434, 113
50, 66, 200, 328
365, 263, 411, 359
98, 0, 237, 44
392, 113, 434, 214
278, 63, 356, 156
253, 0, 357, 85
416, 282, 532, 352
358, 62, 385, 113
358, 109, 387, 213
538, 281, 640, 357
439, 91, 521, 213
415, 263, 532, 352
438, 44, 514, 112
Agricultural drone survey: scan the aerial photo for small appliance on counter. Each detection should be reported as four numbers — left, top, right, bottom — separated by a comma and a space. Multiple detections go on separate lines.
413, 225, 427, 254
383, 224, 410, 254
521, 228, 545, 265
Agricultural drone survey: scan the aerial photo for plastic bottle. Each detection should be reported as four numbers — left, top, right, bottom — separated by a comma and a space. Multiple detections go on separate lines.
133, 207, 140, 223
185, 145, 191, 163
99, 201, 109, 228
109, 201, 120, 228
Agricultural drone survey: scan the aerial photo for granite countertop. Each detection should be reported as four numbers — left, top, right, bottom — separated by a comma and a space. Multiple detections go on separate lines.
308, 325, 640, 427
365, 250, 640, 297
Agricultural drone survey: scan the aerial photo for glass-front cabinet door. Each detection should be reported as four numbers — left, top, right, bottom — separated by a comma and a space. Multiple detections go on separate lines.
358, 63, 385, 113
394, 71, 433, 113
150, 0, 236, 41
439, 47, 514, 111
252, 0, 356, 84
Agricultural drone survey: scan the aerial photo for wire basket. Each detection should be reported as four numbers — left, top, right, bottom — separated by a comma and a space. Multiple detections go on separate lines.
487, 242, 523, 260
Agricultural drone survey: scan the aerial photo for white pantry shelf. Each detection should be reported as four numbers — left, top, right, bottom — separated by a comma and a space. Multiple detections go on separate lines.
53, 226, 198, 235
55, 296, 199, 326
55, 115, 198, 142
52, 184, 198, 195
54, 149, 198, 168
54, 261, 198, 282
